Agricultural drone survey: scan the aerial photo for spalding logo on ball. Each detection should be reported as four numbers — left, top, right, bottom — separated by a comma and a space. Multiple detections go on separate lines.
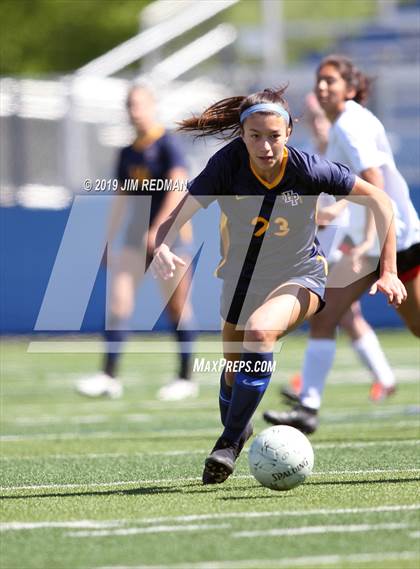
248, 425, 314, 491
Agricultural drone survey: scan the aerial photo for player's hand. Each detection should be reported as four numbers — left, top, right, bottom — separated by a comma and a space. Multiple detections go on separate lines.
151, 244, 186, 280
316, 200, 348, 225
369, 271, 407, 307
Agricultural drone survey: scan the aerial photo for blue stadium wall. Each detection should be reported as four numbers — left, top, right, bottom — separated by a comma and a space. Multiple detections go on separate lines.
1, 189, 419, 334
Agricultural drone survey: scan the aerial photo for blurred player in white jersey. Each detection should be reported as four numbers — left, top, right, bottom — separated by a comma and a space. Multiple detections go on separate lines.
285, 92, 398, 403
264, 55, 419, 433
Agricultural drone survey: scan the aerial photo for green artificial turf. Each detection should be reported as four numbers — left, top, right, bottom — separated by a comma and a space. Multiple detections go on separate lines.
1, 331, 419, 569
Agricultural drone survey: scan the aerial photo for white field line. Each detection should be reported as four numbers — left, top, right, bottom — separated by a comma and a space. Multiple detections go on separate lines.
324, 420, 418, 429
95, 551, 420, 569
2, 408, 418, 430
0, 429, 220, 442
27, 340, 284, 354
0, 450, 201, 461
2, 396, 418, 423
2, 357, 418, 378
143, 368, 419, 385
313, 468, 420, 475
409, 531, 420, 538
211, 375, 418, 386
3, 334, 416, 350
0, 477, 203, 492
0, 401, 132, 414
23, 338, 417, 356
1, 417, 419, 442
2, 521, 125, 531
328, 368, 419, 383
321, 409, 420, 422
1, 400, 216, 416
1, 470, 419, 492
12, 415, 107, 426
2, 367, 418, 390
2, 504, 419, 532
3, 403, 418, 426
233, 522, 409, 538
67, 523, 230, 538
70, 522, 412, 539
315, 439, 420, 449
2, 404, 420, 426
1, 438, 419, 461
35, 370, 420, 388
8, 414, 152, 426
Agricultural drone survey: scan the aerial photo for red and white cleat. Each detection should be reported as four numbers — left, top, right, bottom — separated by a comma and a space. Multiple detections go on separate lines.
289, 372, 302, 395
369, 381, 396, 402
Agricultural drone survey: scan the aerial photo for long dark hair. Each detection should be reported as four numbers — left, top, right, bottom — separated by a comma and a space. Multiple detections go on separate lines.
177, 86, 293, 139
317, 54, 372, 106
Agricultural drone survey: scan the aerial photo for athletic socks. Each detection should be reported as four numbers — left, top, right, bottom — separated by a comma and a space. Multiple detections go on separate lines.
222, 350, 273, 443
103, 316, 129, 378
103, 318, 196, 380
174, 329, 197, 380
300, 339, 336, 410
219, 370, 232, 426
352, 330, 395, 388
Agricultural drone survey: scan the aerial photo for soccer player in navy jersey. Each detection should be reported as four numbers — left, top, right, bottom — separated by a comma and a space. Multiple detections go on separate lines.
76, 83, 198, 401
152, 86, 406, 484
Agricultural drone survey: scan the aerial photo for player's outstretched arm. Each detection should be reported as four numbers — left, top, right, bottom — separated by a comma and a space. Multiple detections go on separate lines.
316, 198, 348, 225
152, 194, 202, 280
347, 176, 407, 307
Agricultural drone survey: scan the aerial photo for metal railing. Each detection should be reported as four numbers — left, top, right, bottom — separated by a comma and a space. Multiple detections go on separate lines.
146, 23, 237, 85
77, 0, 238, 77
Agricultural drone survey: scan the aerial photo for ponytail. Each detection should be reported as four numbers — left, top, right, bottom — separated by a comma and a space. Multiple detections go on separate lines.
178, 87, 293, 139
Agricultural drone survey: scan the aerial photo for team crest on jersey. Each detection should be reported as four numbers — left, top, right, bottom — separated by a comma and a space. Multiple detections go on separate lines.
281, 189, 300, 206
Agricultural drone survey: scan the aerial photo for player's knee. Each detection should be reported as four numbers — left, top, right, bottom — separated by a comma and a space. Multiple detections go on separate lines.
110, 299, 133, 321
243, 323, 276, 350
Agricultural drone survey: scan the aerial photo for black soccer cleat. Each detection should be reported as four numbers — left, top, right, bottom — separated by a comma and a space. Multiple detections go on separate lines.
280, 386, 301, 407
202, 423, 253, 485
263, 404, 319, 435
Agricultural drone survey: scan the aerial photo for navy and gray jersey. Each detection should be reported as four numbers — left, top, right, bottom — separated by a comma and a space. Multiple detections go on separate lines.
116, 127, 187, 248
188, 138, 355, 290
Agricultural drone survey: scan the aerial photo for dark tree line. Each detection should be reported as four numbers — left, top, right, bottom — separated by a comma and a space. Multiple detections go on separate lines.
0, 0, 150, 75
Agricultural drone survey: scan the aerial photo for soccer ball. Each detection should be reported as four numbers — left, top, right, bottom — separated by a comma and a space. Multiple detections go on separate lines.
248, 425, 314, 491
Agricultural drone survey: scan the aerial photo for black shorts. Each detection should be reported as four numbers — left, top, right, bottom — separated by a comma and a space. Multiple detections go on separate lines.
374, 242, 420, 283
396, 242, 420, 281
